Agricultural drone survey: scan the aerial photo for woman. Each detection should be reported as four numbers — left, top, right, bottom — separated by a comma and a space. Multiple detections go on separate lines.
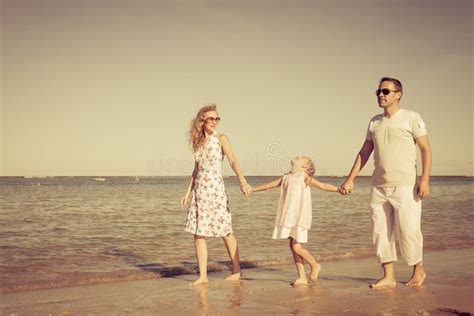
181, 104, 251, 285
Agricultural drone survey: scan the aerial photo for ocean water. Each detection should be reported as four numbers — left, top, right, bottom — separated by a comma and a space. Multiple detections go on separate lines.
0, 176, 473, 293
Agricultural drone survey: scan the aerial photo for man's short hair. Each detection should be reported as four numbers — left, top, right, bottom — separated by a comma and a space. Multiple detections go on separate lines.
379, 77, 403, 93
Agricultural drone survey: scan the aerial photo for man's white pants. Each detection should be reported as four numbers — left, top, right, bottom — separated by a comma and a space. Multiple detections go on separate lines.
370, 186, 423, 266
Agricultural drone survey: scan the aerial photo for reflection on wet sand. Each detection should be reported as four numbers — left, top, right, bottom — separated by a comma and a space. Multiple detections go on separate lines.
290, 283, 321, 314
196, 285, 210, 315
194, 281, 243, 315
228, 282, 243, 310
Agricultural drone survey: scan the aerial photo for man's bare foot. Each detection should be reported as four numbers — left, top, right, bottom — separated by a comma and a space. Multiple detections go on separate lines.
309, 264, 321, 282
369, 277, 397, 289
190, 277, 209, 286
292, 278, 308, 286
405, 271, 426, 287
224, 272, 241, 282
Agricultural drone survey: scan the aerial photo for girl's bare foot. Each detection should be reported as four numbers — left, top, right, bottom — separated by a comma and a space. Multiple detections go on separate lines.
224, 272, 241, 282
292, 278, 308, 286
405, 271, 426, 287
309, 264, 321, 282
369, 277, 397, 289
190, 277, 209, 286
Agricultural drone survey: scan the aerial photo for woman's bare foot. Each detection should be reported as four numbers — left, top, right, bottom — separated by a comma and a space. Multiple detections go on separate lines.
369, 277, 397, 289
292, 278, 308, 286
405, 271, 426, 287
190, 277, 209, 286
224, 272, 241, 282
309, 264, 321, 282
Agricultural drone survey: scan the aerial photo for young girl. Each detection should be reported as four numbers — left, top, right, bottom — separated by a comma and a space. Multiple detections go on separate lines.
251, 156, 341, 285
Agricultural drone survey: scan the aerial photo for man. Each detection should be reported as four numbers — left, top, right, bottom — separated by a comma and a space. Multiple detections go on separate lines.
340, 77, 432, 289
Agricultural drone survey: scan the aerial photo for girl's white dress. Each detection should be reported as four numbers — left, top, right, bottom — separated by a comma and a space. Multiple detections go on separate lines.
185, 131, 232, 237
272, 171, 312, 243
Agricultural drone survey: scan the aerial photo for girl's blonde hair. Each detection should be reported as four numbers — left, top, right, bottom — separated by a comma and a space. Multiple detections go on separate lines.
188, 104, 217, 152
301, 156, 316, 177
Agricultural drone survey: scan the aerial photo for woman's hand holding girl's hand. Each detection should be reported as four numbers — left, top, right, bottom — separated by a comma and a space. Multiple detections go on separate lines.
240, 183, 252, 196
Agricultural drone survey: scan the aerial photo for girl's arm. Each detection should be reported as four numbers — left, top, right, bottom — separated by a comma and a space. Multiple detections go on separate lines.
181, 162, 198, 207
305, 175, 340, 193
219, 134, 251, 195
252, 176, 283, 193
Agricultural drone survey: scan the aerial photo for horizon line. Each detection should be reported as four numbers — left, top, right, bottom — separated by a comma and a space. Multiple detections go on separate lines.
1, 175, 473, 178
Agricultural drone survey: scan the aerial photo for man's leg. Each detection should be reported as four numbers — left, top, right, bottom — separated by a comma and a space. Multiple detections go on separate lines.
370, 186, 398, 289
370, 262, 397, 289
406, 262, 426, 286
391, 186, 426, 286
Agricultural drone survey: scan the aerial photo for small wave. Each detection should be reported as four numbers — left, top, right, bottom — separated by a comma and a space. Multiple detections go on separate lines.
0, 248, 375, 294
2, 245, 473, 294
424, 240, 474, 252
426, 308, 473, 315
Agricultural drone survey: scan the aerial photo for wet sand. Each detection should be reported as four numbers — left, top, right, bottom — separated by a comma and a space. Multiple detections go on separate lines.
1, 249, 473, 315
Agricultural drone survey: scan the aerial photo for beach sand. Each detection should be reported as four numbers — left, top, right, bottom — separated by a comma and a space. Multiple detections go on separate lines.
1, 249, 472, 315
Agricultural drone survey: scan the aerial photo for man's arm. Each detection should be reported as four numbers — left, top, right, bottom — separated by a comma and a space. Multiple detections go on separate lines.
340, 139, 374, 194
416, 135, 432, 199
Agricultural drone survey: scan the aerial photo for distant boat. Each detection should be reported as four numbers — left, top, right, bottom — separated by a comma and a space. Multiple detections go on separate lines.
135, 176, 140, 181
94, 177, 106, 181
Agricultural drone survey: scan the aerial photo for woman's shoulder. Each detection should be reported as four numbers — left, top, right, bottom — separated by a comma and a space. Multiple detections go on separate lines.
217, 132, 230, 144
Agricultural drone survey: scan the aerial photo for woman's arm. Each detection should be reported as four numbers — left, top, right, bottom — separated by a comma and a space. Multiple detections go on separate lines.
181, 162, 198, 207
306, 175, 340, 193
219, 134, 251, 195
252, 177, 283, 193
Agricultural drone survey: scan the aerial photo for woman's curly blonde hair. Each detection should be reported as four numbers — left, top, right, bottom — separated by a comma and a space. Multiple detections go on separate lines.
188, 104, 218, 152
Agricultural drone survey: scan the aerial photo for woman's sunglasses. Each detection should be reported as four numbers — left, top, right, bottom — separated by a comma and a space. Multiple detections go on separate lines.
203, 116, 221, 123
375, 88, 400, 96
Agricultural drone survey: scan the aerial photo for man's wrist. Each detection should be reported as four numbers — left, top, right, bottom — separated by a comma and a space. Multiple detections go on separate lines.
419, 176, 430, 183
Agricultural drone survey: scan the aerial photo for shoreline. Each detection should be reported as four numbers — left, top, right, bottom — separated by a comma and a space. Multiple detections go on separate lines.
1, 248, 473, 315
3, 243, 471, 295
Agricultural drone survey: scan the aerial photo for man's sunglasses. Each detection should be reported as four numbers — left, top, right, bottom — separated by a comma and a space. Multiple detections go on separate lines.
376, 88, 400, 96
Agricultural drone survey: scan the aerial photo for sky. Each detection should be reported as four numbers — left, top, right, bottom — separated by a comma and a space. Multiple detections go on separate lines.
1, 0, 472, 176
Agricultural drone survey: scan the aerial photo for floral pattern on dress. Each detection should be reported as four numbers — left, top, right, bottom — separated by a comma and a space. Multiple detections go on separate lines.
185, 131, 232, 237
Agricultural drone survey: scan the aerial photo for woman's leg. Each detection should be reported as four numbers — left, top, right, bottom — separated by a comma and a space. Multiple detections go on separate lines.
223, 233, 241, 281
192, 235, 209, 285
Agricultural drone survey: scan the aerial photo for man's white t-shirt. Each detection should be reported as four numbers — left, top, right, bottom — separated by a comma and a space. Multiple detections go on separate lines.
366, 109, 428, 187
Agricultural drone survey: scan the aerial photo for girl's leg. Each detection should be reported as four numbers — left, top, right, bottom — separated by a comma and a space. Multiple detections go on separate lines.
193, 235, 209, 285
289, 237, 307, 285
222, 233, 241, 281
290, 237, 321, 283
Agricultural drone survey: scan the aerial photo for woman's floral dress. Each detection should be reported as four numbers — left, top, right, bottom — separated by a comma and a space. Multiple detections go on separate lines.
185, 131, 232, 237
